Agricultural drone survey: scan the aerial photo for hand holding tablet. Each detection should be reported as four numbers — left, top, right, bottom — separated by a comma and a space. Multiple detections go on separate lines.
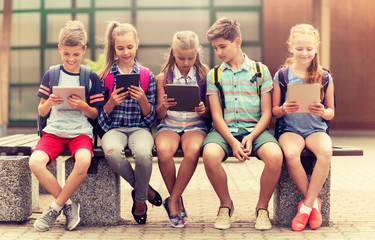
52, 86, 85, 110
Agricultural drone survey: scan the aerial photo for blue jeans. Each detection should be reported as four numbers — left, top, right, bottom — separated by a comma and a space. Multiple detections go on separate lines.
101, 127, 154, 202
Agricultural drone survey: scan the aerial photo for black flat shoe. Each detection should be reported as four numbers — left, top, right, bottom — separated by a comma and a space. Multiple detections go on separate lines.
131, 190, 147, 224
148, 185, 162, 207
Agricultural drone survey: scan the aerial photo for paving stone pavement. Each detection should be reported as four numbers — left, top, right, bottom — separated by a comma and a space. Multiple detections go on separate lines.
0, 130, 374, 239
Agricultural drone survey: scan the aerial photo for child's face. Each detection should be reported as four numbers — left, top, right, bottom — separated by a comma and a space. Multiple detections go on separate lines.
114, 34, 138, 67
173, 48, 197, 75
211, 37, 240, 63
290, 33, 318, 66
58, 45, 86, 73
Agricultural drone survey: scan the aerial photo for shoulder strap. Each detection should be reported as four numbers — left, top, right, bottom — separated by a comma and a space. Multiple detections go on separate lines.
251, 61, 264, 96
212, 65, 226, 109
104, 71, 115, 99
79, 65, 91, 102
278, 66, 289, 105
139, 66, 150, 91
195, 72, 205, 103
49, 64, 61, 90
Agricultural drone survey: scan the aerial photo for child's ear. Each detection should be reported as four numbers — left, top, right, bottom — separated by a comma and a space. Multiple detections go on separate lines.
288, 44, 293, 53
234, 37, 242, 47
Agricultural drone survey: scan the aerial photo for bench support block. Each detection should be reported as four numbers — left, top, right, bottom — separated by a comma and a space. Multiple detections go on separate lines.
273, 157, 331, 227
65, 157, 121, 226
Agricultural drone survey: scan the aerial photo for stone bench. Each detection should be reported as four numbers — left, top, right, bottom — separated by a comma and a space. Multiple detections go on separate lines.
0, 134, 364, 226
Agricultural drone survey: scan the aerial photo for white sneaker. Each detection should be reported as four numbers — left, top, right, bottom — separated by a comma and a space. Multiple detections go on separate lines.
255, 208, 272, 230
214, 202, 234, 230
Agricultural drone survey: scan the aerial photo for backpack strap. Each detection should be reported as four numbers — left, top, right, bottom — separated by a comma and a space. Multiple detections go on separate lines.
139, 66, 150, 91
49, 64, 61, 89
212, 65, 226, 109
250, 61, 264, 96
79, 65, 92, 103
277, 66, 289, 105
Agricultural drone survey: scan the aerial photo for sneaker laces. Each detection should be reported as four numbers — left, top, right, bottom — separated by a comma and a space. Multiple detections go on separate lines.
42, 208, 60, 224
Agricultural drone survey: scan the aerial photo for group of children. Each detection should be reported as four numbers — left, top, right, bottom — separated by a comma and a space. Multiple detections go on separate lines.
30, 17, 335, 232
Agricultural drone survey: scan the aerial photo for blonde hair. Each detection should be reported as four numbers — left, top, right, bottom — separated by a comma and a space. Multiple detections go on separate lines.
285, 23, 325, 99
206, 17, 241, 42
159, 31, 208, 86
58, 20, 87, 47
97, 21, 138, 79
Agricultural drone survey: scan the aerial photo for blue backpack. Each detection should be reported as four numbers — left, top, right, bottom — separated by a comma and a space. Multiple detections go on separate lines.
37, 64, 93, 137
274, 66, 333, 139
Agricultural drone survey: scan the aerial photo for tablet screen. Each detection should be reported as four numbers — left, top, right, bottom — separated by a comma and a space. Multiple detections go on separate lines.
116, 73, 140, 94
287, 84, 320, 113
52, 86, 85, 110
165, 85, 200, 112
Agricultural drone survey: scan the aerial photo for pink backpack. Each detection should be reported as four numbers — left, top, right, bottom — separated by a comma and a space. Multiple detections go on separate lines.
104, 66, 150, 98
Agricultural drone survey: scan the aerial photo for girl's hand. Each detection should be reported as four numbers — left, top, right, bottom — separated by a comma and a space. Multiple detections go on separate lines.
281, 100, 299, 114
308, 102, 325, 117
109, 87, 127, 105
128, 85, 148, 103
67, 95, 87, 110
194, 102, 206, 115
161, 94, 177, 109
47, 94, 64, 106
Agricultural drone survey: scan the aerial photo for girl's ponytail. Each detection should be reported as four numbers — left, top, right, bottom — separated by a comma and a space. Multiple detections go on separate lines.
98, 21, 119, 79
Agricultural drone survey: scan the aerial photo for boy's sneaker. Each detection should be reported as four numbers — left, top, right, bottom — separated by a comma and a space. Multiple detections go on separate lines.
214, 202, 234, 230
63, 202, 81, 231
34, 207, 61, 231
255, 208, 272, 230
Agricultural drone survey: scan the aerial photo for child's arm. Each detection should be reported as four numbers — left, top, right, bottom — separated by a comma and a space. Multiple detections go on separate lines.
272, 80, 298, 117
308, 81, 335, 120
38, 94, 63, 117
67, 95, 99, 120
209, 94, 249, 162
155, 73, 176, 119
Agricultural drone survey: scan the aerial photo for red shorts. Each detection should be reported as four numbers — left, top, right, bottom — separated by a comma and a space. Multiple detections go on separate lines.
33, 132, 93, 165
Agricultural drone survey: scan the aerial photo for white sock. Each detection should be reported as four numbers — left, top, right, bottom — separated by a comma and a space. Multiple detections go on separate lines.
50, 201, 63, 212
65, 199, 72, 205
299, 202, 312, 215
313, 199, 319, 210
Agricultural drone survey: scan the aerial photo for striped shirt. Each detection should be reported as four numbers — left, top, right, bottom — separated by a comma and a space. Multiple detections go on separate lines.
98, 60, 157, 132
206, 55, 273, 132
157, 65, 207, 134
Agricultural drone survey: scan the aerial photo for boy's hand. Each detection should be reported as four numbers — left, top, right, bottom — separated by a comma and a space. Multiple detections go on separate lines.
282, 100, 299, 114
47, 94, 64, 106
231, 140, 250, 162
67, 95, 87, 110
194, 102, 206, 115
161, 94, 177, 109
241, 135, 253, 157
308, 102, 325, 117
109, 87, 127, 105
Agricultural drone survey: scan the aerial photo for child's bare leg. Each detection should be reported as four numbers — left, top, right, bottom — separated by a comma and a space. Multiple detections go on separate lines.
203, 143, 231, 207
304, 132, 332, 207
55, 149, 91, 206
256, 142, 283, 209
279, 132, 309, 196
29, 150, 62, 198
168, 131, 204, 215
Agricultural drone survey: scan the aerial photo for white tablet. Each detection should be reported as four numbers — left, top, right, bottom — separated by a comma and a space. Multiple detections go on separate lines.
165, 84, 200, 112
287, 84, 320, 113
52, 86, 85, 110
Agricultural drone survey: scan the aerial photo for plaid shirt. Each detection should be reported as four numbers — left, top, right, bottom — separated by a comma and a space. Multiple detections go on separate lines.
98, 60, 156, 132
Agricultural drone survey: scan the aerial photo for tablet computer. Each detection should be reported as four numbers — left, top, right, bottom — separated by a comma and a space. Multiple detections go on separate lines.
287, 84, 320, 113
52, 86, 85, 110
165, 84, 200, 112
116, 73, 140, 94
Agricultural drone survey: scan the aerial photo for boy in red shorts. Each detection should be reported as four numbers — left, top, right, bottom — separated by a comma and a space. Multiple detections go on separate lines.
29, 20, 104, 231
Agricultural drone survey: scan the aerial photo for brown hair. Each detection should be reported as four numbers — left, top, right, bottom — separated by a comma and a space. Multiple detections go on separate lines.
159, 31, 208, 86
206, 17, 241, 42
284, 24, 325, 99
58, 20, 87, 47
97, 21, 138, 79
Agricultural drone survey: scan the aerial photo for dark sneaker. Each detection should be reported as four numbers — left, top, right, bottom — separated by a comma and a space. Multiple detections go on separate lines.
34, 207, 61, 231
63, 202, 81, 231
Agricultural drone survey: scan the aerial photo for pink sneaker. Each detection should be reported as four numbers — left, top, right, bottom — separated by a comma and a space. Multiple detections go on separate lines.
309, 197, 322, 230
292, 200, 310, 232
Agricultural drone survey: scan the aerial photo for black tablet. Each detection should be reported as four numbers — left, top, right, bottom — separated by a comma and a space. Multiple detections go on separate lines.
116, 73, 140, 94
165, 84, 200, 112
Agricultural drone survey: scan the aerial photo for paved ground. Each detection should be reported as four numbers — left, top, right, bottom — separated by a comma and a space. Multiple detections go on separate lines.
0, 129, 374, 239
